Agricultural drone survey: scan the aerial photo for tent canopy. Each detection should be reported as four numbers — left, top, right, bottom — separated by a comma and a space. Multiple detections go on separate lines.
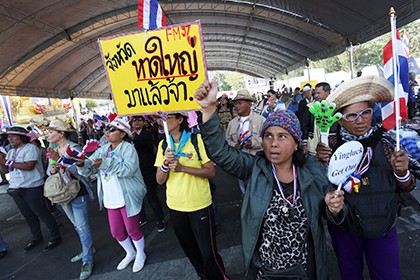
0, 0, 419, 99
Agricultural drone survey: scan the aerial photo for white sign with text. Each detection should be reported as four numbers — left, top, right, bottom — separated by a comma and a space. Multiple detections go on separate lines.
328, 141, 364, 185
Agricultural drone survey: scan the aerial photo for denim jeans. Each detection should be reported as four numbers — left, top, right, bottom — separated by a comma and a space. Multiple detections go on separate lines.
0, 234, 6, 252
61, 195, 93, 263
11, 186, 60, 241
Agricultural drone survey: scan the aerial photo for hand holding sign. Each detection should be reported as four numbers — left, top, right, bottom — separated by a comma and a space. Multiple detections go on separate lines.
328, 141, 364, 192
309, 100, 342, 144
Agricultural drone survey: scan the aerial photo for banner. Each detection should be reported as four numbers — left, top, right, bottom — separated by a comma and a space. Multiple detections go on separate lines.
138, 0, 166, 30
381, 28, 409, 131
299, 80, 318, 89
98, 21, 206, 116
0, 96, 13, 127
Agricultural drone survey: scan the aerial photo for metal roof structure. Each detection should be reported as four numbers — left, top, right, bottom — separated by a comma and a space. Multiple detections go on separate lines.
0, 0, 419, 99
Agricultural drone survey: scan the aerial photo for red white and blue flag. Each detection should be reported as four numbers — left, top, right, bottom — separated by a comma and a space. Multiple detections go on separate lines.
402, 32, 410, 57
57, 145, 85, 168
381, 29, 409, 130
138, 0, 166, 30
0, 96, 14, 127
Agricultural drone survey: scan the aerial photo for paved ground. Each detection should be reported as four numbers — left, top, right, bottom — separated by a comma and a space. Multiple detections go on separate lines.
0, 168, 419, 280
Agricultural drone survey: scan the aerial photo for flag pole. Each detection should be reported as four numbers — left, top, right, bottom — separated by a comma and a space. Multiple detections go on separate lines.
389, 7, 401, 151
162, 120, 171, 150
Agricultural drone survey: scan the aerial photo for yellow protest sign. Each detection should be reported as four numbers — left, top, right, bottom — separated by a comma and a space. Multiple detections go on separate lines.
98, 21, 206, 115
300, 80, 318, 89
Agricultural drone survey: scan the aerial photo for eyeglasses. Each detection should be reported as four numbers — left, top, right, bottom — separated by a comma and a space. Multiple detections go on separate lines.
342, 108, 373, 122
106, 126, 118, 132
132, 117, 143, 121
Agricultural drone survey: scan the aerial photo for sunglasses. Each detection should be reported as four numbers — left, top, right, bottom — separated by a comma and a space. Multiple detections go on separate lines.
106, 126, 119, 132
132, 117, 144, 121
342, 108, 373, 122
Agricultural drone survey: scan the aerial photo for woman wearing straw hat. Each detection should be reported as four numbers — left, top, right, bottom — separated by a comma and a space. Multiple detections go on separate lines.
318, 76, 416, 280
46, 118, 95, 280
195, 79, 334, 279
0, 126, 61, 252
76, 117, 147, 274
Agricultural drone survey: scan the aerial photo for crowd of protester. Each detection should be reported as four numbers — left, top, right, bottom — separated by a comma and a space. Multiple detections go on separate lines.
0, 72, 419, 280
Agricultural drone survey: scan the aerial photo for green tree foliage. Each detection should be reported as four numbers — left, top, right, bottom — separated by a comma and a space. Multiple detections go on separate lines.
225, 72, 246, 90
310, 20, 419, 74
214, 72, 231, 91
84, 99, 98, 108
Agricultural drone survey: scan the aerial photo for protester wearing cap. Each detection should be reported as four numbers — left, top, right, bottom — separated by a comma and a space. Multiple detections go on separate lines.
306, 82, 333, 161
76, 117, 147, 273
226, 89, 266, 195
154, 111, 228, 280
130, 115, 166, 232
317, 76, 415, 280
195, 78, 333, 279
46, 118, 95, 280
296, 85, 315, 156
0, 126, 61, 253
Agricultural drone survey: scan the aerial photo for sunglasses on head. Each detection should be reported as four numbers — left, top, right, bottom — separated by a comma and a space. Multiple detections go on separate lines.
106, 126, 118, 132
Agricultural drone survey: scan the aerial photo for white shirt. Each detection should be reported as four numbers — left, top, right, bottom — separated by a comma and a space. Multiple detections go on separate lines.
101, 170, 125, 209
7, 144, 44, 188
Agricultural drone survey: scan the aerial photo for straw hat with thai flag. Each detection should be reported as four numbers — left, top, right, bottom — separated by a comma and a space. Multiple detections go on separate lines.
326, 76, 394, 113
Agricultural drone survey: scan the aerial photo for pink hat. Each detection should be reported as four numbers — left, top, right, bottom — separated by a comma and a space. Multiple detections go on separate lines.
27, 131, 39, 142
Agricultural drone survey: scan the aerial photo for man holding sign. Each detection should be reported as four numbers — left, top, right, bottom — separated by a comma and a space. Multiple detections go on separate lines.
317, 76, 416, 280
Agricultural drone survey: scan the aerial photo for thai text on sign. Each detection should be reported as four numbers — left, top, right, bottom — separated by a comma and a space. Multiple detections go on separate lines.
98, 21, 206, 115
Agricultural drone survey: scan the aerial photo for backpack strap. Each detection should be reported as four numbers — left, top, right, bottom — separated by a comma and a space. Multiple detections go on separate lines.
161, 133, 202, 161
190, 133, 202, 161
161, 139, 168, 156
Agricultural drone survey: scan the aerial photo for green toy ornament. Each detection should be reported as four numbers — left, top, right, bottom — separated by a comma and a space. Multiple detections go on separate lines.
308, 100, 342, 144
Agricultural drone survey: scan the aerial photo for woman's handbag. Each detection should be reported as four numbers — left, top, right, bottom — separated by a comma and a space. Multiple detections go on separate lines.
44, 169, 80, 204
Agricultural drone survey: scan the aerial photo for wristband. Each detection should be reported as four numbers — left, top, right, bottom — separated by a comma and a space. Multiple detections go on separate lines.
5, 160, 14, 168
394, 170, 411, 183
160, 163, 169, 173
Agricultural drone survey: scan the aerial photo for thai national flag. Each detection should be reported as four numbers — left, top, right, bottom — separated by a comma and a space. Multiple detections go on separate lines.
0, 96, 14, 127
138, 0, 166, 30
32, 126, 41, 134
58, 145, 85, 168
381, 30, 409, 130
402, 32, 410, 57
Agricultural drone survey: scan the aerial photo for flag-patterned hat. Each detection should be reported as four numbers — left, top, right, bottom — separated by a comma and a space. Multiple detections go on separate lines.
109, 117, 132, 137
6, 126, 29, 137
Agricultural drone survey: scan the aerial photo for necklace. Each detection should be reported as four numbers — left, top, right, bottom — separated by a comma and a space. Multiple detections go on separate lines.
271, 163, 297, 214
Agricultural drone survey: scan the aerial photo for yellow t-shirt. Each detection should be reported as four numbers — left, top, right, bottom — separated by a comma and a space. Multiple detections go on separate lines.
154, 134, 212, 212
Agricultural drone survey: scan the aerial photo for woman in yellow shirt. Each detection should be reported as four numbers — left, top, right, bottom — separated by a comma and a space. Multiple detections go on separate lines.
155, 112, 229, 280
